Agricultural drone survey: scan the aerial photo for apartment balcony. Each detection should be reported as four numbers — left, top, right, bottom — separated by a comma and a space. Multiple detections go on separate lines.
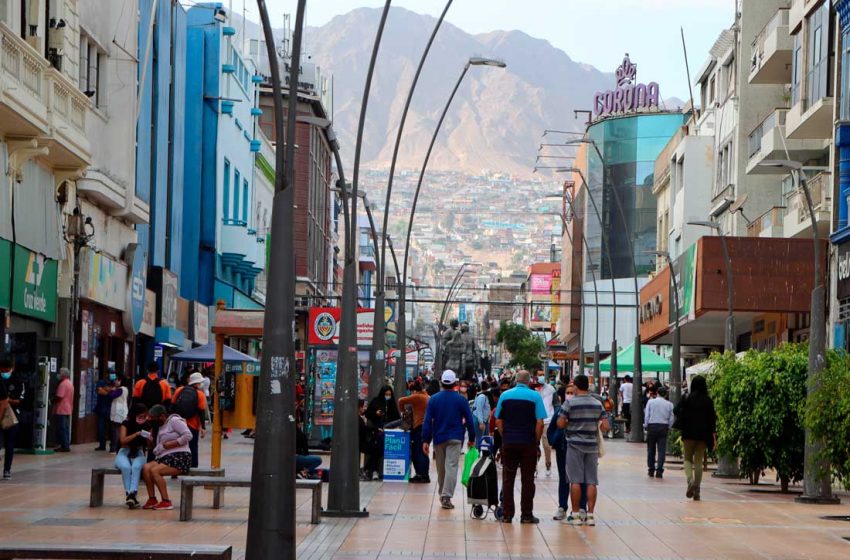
746, 109, 828, 175
749, 9, 792, 85
786, 61, 833, 140
747, 206, 785, 238
0, 23, 90, 168
220, 220, 262, 279
783, 171, 831, 239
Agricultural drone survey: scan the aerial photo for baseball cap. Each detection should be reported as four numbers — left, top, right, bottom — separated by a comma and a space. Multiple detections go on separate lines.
440, 370, 457, 385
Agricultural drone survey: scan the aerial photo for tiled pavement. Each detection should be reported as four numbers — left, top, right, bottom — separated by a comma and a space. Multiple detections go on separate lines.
2, 435, 850, 559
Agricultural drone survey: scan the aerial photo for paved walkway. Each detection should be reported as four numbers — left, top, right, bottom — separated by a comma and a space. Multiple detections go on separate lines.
2, 434, 850, 559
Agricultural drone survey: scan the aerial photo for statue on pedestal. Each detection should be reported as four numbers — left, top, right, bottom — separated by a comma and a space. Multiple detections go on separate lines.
459, 322, 479, 380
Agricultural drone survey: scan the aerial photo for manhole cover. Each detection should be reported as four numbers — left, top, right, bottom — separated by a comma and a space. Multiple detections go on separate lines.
33, 518, 103, 526
823, 516, 850, 522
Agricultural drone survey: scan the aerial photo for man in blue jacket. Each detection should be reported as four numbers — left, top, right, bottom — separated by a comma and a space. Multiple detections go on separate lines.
422, 370, 475, 509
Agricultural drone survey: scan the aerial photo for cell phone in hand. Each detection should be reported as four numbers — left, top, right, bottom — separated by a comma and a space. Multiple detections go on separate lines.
140, 430, 151, 439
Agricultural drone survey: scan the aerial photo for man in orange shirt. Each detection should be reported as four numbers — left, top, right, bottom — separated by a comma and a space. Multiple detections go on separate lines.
171, 372, 208, 468
398, 379, 431, 483
133, 363, 172, 410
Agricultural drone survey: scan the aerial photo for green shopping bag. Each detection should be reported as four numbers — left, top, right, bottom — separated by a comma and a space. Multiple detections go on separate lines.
461, 446, 480, 487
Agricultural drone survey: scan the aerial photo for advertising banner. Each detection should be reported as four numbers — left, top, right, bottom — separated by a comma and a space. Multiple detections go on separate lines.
315, 349, 338, 426
670, 244, 698, 324
79, 248, 128, 311
530, 274, 552, 295
11, 244, 58, 322
308, 307, 375, 348
0, 239, 10, 310
383, 429, 411, 482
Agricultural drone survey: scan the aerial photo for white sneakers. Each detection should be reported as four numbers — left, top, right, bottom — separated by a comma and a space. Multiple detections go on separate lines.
564, 509, 594, 526
553, 507, 566, 520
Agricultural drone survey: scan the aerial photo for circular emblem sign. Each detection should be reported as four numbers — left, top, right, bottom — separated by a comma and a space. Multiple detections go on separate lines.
314, 312, 337, 341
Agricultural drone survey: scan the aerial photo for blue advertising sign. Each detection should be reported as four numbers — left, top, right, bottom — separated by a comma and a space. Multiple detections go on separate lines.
383, 429, 410, 482
123, 243, 147, 334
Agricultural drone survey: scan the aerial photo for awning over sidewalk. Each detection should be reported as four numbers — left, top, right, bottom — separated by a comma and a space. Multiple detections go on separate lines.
170, 342, 259, 363
598, 342, 671, 376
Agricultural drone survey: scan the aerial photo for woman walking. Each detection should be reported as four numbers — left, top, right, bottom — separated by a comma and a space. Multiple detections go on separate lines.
363, 386, 400, 480
673, 375, 717, 501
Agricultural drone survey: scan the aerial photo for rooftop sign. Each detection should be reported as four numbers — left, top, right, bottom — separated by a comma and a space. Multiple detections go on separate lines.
593, 54, 660, 118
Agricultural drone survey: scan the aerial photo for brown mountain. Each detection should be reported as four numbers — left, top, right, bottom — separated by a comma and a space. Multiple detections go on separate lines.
298, 7, 615, 176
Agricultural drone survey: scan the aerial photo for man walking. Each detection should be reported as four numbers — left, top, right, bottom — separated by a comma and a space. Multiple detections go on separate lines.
644, 386, 674, 478
494, 370, 547, 524
422, 370, 475, 509
133, 363, 172, 410
557, 374, 608, 526
52, 368, 74, 452
171, 372, 208, 468
619, 375, 633, 433
398, 379, 431, 483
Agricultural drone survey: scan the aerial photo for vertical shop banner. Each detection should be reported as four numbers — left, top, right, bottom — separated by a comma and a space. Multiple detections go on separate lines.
11, 244, 58, 322
458, 303, 467, 323
551, 270, 561, 330
315, 350, 337, 426
80, 310, 90, 360
670, 244, 698, 325
383, 429, 411, 481
0, 239, 10, 310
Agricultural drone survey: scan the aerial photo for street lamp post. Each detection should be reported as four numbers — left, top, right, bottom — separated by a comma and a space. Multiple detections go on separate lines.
62, 206, 95, 375
396, 57, 506, 397
757, 160, 837, 504
375, 0, 454, 396
561, 138, 645, 442
558, 167, 620, 396
247, 0, 305, 556
326, 0, 393, 518
649, 251, 681, 403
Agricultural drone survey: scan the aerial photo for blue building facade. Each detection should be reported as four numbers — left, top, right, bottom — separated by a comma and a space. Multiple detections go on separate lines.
833, 0, 850, 350
183, 3, 265, 310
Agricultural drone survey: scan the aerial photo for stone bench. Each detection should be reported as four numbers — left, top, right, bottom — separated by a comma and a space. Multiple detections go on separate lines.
0, 544, 231, 560
179, 476, 322, 524
90, 467, 225, 507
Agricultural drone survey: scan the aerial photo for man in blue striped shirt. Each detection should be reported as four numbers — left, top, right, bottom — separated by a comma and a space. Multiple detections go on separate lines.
557, 374, 609, 526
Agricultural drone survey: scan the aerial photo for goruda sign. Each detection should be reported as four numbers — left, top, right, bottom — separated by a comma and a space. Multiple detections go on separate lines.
593, 54, 660, 118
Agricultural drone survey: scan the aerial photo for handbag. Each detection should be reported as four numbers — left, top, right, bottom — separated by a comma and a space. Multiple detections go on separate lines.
1, 405, 18, 430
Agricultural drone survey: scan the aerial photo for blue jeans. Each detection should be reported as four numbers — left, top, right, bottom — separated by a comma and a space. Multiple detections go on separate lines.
410, 426, 430, 478
555, 443, 587, 511
114, 448, 145, 493
54, 414, 71, 450
296, 455, 322, 475
473, 420, 489, 449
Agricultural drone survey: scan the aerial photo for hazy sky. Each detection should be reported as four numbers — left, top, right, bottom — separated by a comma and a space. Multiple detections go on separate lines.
222, 0, 734, 100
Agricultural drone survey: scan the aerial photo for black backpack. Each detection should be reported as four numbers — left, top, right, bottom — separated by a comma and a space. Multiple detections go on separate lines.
173, 386, 199, 420
141, 377, 163, 408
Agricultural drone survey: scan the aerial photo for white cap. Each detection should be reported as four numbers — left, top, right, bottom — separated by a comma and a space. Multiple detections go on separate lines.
441, 370, 457, 385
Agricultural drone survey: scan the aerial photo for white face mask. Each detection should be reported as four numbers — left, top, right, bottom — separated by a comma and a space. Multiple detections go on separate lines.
565, 393, 575, 400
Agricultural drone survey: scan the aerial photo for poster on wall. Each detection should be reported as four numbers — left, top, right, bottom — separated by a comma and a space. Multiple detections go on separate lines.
315, 350, 338, 426
80, 310, 90, 360
530, 274, 553, 295
670, 244, 698, 324
78, 370, 88, 418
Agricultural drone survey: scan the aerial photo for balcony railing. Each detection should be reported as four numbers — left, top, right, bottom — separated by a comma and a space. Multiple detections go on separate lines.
747, 206, 785, 237
785, 171, 831, 226
360, 244, 375, 257
750, 9, 789, 72
748, 109, 787, 159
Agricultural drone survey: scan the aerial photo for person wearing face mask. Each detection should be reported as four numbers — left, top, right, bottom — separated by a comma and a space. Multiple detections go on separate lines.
115, 403, 151, 508
141, 404, 193, 510
0, 357, 23, 480
94, 372, 119, 451
109, 375, 129, 453
535, 371, 558, 478
364, 386, 400, 480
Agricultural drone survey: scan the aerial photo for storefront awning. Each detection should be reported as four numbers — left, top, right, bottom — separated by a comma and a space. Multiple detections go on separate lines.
170, 342, 258, 364
599, 342, 671, 376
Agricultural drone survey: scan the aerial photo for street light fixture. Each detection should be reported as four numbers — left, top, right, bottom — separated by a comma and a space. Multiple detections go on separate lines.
756, 159, 837, 504
376, 0, 455, 400
646, 250, 682, 403
395, 57, 506, 397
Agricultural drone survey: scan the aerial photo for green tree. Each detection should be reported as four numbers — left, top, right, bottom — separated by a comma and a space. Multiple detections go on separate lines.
708, 344, 807, 490
804, 350, 850, 490
496, 322, 544, 371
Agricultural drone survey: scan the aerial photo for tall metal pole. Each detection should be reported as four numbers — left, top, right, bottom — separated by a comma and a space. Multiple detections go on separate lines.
795, 173, 836, 503
653, 252, 681, 403
326, 0, 392, 517
246, 1, 304, 557
375, 0, 454, 392
717, 231, 735, 352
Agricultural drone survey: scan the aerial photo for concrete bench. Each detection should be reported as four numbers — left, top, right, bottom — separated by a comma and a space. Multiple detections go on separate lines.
90, 467, 225, 507
0, 544, 231, 560
179, 476, 322, 524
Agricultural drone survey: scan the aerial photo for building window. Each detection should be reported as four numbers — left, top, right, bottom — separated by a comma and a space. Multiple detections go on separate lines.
806, 1, 831, 107
233, 169, 241, 222
792, 32, 802, 105
78, 32, 105, 107
715, 141, 733, 196
842, 31, 850, 120
242, 179, 249, 224
223, 159, 231, 221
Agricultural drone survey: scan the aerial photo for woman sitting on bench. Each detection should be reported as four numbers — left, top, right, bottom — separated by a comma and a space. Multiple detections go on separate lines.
115, 403, 151, 509
141, 404, 193, 510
